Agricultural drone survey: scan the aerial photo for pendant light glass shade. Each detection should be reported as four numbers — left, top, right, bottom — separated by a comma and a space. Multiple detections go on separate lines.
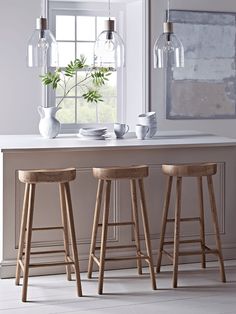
153, 0, 184, 69
27, 17, 58, 68
94, 0, 125, 70
153, 22, 184, 68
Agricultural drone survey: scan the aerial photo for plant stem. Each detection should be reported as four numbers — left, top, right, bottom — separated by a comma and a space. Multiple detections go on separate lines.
56, 73, 92, 107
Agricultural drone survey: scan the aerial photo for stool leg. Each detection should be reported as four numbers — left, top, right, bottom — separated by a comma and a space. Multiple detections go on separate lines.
173, 177, 182, 288
157, 176, 173, 273
197, 177, 206, 269
88, 179, 104, 279
98, 180, 111, 295
138, 179, 157, 290
64, 182, 83, 297
59, 183, 72, 281
130, 179, 142, 275
207, 176, 226, 283
22, 183, 35, 302
16, 183, 30, 286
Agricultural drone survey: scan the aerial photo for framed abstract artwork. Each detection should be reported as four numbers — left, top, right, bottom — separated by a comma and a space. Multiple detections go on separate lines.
166, 10, 236, 119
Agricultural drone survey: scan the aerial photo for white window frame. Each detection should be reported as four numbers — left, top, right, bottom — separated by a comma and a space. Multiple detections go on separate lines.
49, 1, 126, 133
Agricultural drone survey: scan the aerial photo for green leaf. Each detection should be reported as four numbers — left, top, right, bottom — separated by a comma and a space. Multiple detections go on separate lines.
40, 69, 61, 89
82, 90, 103, 103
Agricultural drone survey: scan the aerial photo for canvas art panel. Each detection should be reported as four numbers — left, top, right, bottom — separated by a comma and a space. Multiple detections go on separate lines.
167, 10, 236, 119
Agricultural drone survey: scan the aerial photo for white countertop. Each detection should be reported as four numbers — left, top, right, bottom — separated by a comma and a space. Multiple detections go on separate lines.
1, 130, 236, 152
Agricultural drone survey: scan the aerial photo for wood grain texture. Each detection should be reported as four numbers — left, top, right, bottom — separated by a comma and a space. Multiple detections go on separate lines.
18, 168, 76, 183
162, 163, 217, 177
93, 165, 148, 180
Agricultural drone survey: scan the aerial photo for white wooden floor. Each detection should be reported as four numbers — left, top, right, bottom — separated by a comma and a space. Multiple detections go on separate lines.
1, 260, 236, 314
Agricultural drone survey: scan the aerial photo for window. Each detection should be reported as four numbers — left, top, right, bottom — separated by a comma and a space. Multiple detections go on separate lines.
49, 2, 125, 131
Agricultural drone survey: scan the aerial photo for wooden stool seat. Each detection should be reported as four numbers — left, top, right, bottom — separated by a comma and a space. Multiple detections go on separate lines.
18, 168, 76, 183
93, 165, 148, 180
88, 165, 156, 294
15, 168, 82, 302
162, 163, 217, 177
157, 162, 226, 288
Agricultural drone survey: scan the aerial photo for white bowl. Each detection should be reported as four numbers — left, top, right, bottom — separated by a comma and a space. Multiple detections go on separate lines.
138, 116, 157, 126
138, 112, 156, 118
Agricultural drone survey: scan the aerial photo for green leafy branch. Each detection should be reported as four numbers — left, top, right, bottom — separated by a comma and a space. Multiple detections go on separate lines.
40, 56, 111, 108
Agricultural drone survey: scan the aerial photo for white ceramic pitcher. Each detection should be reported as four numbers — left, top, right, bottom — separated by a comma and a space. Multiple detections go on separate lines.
38, 106, 61, 139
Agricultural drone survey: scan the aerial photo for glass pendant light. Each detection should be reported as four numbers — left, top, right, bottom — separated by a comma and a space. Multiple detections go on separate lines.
153, 0, 184, 69
94, 0, 125, 70
27, 17, 58, 68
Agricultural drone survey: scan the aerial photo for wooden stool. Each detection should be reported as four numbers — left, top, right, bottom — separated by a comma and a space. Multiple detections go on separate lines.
157, 163, 226, 288
15, 168, 82, 302
88, 165, 156, 294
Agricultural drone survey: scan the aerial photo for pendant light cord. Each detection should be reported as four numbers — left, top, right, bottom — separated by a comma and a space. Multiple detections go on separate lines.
40, 0, 48, 18
167, 0, 170, 22
108, 0, 111, 20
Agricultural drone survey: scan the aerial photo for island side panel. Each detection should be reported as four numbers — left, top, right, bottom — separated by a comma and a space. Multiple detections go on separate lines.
1, 145, 236, 278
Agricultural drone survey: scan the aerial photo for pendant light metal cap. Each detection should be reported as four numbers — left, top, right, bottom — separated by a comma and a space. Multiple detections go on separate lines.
163, 21, 173, 34
104, 19, 115, 32
36, 17, 48, 30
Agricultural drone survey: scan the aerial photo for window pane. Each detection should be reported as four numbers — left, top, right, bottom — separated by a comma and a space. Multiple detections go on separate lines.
77, 98, 97, 123
98, 98, 117, 123
58, 42, 75, 67
77, 16, 95, 41
56, 16, 75, 40
77, 43, 94, 66
57, 98, 76, 123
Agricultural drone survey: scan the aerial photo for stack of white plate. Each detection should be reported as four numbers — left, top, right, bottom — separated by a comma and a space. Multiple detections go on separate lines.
78, 127, 107, 140
138, 112, 157, 138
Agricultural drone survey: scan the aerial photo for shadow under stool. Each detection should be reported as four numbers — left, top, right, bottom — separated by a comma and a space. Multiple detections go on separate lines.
156, 162, 226, 288
87, 165, 157, 294
15, 168, 82, 302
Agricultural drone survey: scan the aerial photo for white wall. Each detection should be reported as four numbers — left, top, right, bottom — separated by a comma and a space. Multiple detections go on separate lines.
150, 0, 236, 138
0, 0, 41, 134
126, 0, 145, 130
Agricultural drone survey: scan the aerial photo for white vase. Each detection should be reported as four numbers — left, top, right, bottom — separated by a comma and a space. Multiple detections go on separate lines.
38, 106, 61, 139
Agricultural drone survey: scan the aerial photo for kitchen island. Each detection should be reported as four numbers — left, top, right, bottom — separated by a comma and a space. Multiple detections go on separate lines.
1, 131, 236, 278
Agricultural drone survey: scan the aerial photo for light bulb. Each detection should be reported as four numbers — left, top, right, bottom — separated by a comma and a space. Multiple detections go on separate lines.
104, 39, 115, 52
38, 37, 49, 54
37, 37, 49, 66
164, 40, 174, 52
